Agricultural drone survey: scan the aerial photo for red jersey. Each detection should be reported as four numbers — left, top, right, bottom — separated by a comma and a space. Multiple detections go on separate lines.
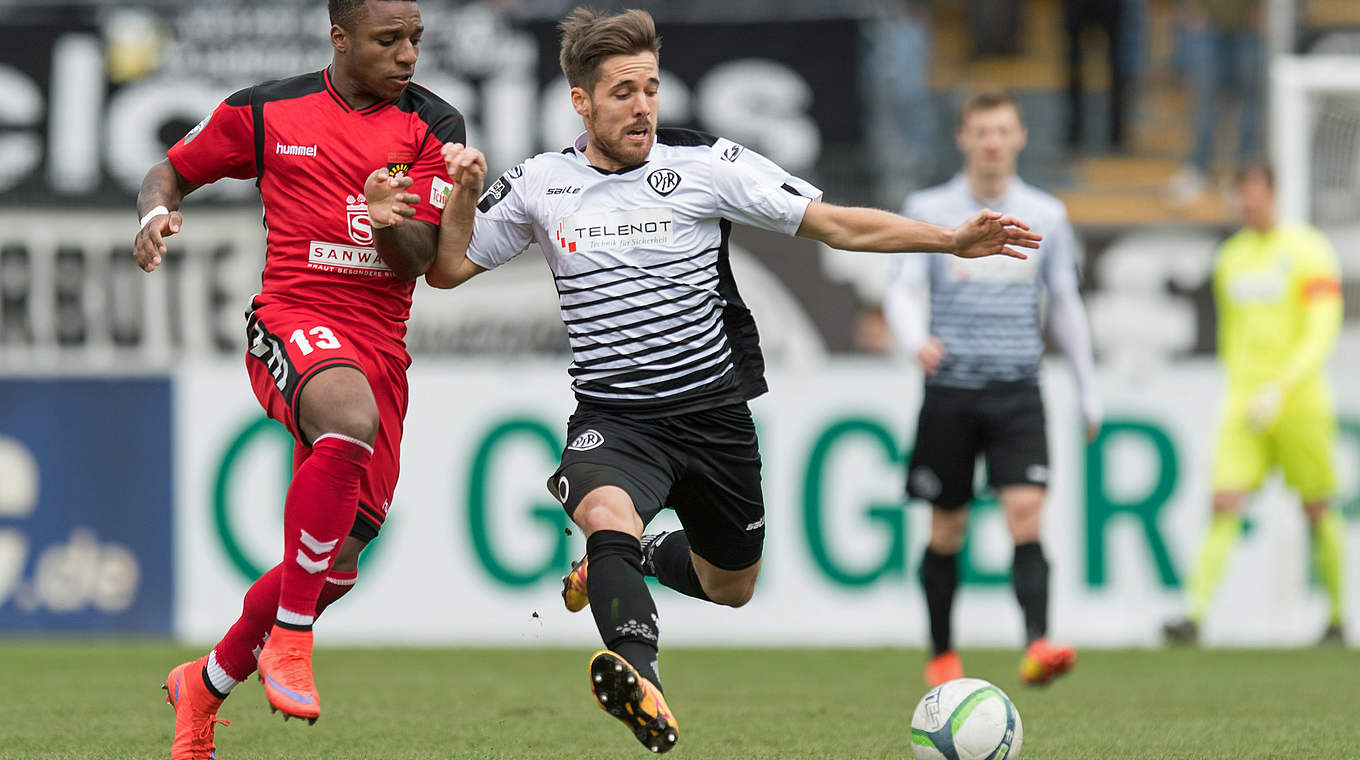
168, 67, 465, 351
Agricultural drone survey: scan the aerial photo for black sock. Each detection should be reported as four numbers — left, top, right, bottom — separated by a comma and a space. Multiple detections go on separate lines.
920, 547, 960, 656
586, 530, 662, 689
1012, 541, 1050, 644
645, 531, 712, 602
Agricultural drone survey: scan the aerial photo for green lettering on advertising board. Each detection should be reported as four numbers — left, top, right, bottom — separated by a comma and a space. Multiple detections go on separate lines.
1084, 419, 1180, 588
467, 418, 569, 586
802, 418, 908, 586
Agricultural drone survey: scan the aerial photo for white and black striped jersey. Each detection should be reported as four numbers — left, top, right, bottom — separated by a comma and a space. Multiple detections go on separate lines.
467, 129, 822, 416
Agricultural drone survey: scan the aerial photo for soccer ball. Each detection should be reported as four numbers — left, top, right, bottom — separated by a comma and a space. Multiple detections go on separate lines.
910, 677, 1023, 760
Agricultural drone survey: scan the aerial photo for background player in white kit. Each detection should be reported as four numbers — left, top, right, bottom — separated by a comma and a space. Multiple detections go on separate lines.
422, 8, 1040, 754
883, 89, 1101, 689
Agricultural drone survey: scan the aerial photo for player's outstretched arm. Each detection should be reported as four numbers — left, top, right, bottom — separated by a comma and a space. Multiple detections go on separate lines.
364, 169, 438, 280
426, 143, 489, 290
795, 201, 1040, 259
133, 159, 198, 273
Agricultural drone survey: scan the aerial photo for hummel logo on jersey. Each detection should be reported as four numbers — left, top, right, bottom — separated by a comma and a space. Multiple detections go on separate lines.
646, 168, 681, 196
276, 142, 318, 157
554, 208, 674, 253
547, 186, 581, 195
720, 144, 744, 163
184, 114, 210, 144
568, 429, 605, 451
345, 194, 373, 245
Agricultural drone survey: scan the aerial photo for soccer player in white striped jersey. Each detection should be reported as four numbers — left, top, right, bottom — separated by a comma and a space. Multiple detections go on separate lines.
883, 89, 1100, 689
408, 7, 1038, 754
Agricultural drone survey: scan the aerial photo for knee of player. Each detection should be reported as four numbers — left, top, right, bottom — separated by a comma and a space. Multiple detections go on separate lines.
319, 407, 380, 447
706, 570, 760, 608
331, 536, 365, 572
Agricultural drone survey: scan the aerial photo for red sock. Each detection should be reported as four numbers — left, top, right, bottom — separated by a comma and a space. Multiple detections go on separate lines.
275, 434, 370, 625
317, 568, 358, 614
214, 564, 282, 682
213, 565, 361, 682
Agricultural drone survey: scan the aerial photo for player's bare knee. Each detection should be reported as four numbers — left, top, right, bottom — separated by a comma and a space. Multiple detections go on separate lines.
299, 367, 380, 446
1212, 491, 1246, 515
574, 488, 642, 537
710, 580, 756, 608
1303, 501, 1330, 527
331, 536, 365, 572
929, 508, 968, 553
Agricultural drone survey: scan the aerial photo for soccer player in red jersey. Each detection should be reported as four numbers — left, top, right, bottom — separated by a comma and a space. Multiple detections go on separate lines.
133, 2, 480, 757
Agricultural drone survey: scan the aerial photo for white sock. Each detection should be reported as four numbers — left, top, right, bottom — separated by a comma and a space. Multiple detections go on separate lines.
206, 650, 240, 695
275, 606, 316, 627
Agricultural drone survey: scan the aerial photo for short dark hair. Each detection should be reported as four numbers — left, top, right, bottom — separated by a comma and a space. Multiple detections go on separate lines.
558, 7, 661, 93
1236, 161, 1275, 189
958, 88, 1024, 128
329, 0, 413, 33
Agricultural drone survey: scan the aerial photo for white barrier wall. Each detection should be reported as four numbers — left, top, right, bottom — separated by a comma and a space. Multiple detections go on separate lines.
174, 360, 1360, 647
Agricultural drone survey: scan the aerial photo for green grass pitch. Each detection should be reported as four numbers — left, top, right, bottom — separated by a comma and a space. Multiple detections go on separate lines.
1, 643, 1356, 759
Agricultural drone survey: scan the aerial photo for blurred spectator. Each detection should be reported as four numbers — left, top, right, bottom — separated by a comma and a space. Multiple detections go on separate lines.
1169, 0, 1264, 203
861, 0, 938, 206
1062, 0, 1128, 151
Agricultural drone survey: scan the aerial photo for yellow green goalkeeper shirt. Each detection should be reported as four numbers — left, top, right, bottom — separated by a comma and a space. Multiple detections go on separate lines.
1213, 223, 1343, 394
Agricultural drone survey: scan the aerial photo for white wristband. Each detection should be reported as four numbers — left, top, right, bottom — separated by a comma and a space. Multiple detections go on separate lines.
139, 205, 170, 229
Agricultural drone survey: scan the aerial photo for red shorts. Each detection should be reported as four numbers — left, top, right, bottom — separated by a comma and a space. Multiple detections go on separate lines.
244, 300, 409, 538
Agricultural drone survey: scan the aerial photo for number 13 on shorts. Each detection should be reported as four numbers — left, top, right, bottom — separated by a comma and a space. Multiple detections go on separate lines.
290, 325, 342, 355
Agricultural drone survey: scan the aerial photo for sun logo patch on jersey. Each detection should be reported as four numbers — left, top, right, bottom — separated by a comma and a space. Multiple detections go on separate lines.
386, 151, 415, 176
647, 168, 681, 196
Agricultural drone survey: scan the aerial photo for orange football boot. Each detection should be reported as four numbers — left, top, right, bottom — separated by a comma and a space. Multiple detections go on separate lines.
562, 556, 589, 612
1019, 638, 1077, 686
923, 650, 964, 688
256, 625, 321, 723
163, 656, 229, 760
588, 650, 679, 754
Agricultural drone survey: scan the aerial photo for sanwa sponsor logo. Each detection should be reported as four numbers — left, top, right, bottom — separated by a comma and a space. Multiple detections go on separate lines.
308, 241, 392, 274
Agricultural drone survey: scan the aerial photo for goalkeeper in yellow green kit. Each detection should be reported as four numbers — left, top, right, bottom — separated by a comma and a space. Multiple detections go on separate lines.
1164, 163, 1345, 646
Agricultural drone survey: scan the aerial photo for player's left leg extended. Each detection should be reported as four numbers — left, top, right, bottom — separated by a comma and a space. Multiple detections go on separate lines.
1002, 485, 1076, 685
572, 484, 678, 753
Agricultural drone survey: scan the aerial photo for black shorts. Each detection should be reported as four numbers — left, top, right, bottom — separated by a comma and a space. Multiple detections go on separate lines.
547, 402, 765, 571
906, 381, 1049, 510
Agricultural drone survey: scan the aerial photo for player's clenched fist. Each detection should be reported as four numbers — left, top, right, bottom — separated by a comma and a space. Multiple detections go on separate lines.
441, 142, 486, 192
364, 168, 420, 229
133, 209, 183, 273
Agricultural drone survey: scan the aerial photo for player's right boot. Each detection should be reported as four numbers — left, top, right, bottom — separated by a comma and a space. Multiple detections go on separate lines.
589, 650, 679, 754
563, 534, 667, 614
164, 656, 229, 760
562, 556, 590, 612
923, 650, 964, 688
256, 624, 321, 723
1161, 618, 1199, 646
1318, 623, 1346, 647
1019, 638, 1077, 686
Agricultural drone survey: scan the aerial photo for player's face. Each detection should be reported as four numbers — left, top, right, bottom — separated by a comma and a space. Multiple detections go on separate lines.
1238, 172, 1275, 230
333, 0, 423, 105
956, 104, 1027, 180
575, 53, 660, 171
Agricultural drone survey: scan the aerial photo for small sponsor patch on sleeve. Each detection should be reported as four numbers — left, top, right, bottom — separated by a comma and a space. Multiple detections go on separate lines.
477, 171, 515, 213
430, 176, 452, 210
